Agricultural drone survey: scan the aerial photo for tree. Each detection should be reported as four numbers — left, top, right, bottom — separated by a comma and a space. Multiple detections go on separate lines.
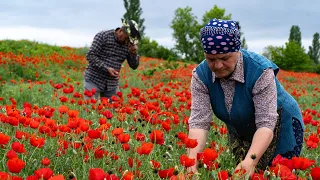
170, 6, 200, 61
138, 37, 180, 60
171, 5, 240, 63
308, 32, 320, 64
262, 45, 283, 62
281, 41, 312, 71
123, 0, 145, 37
201, 5, 231, 25
237, 21, 248, 50
289, 25, 302, 47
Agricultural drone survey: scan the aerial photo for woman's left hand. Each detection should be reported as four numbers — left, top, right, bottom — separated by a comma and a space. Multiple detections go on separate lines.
234, 158, 256, 177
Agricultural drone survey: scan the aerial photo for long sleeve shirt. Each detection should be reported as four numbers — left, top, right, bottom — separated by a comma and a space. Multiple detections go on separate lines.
84, 29, 139, 91
188, 54, 279, 131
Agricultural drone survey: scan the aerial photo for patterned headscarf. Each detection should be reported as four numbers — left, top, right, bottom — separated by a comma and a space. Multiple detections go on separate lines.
200, 19, 241, 54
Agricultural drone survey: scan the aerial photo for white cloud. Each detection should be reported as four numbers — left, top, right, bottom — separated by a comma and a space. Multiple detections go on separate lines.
153, 37, 174, 48
247, 38, 312, 54
0, 26, 94, 47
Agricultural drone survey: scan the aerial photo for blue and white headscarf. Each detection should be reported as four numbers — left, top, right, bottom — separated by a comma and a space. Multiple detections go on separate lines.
200, 19, 242, 54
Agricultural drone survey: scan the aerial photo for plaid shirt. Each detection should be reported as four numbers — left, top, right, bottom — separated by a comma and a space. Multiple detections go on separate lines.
84, 29, 139, 91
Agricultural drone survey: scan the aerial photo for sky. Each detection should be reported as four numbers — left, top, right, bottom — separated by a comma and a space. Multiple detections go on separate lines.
0, 0, 319, 54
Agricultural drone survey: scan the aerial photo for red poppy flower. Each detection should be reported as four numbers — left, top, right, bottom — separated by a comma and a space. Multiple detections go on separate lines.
183, 138, 198, 148
48, 175, 65, 180
176, 132, 188, 142
102, 110, 113, 119
179, 154, 195, 168
158, 168, 175, 179
150, 160, 161, 169
251, 173, 267, 180
122, 143, 130, 151
88, 168, 106, 180
15, 130, 29, 140
306, 134, 319, 149
94, 147, 105, 159
161, 121, 171, 132
7, 158, 25, 173
0, 172, 11, 180
217, 170, 229, 180
149, 130, 165, 145
6, 150, 18, 159
311, 167, 320, 180
0, 133, 11, 145
117, 133, 130, 143
270, 164, 296, 180
58, 105, 68, 114
202, 148, 218, 162
34, 168, 54, 179
11, 142, 26, 153
122, 171, 134, 180
30, 135, 45, 148
134, 132, 145, 141
88, 129, 101, 139
112, 128, 124, 137
137, 142, 154, 155
41, 158, 51, 166
292, 157, 315, 170
131, 87, 141, 97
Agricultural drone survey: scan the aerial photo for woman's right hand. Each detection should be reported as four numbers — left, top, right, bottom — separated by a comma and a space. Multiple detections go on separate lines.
187, 164, 198, 173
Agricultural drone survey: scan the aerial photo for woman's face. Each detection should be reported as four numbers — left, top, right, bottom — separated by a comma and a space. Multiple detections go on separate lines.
205, 52, 239, 79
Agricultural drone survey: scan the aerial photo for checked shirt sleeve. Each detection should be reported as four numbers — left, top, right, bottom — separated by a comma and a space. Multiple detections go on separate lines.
86, 31, 109, 72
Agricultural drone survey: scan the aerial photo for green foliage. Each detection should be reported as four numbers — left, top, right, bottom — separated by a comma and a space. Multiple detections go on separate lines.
142, 60, 180, 77
308, 32, 320, 64
74, 46, 89, 56
170, 5, 244, 63
0, 39, 67, 56
263, 32, 319, 73
138, 37, 180, 60
276, 41, 314, 72
262, 45, 284, 61
201, 5, 231, 25
63, 59, 81, 69
289, 25, 302, 46
315, 64, 320, 74
7, 63, 38, 81
123, 0, 145, 37
237, 21, 248, 50
171, 6, 200, 61
241, 37, 248, 50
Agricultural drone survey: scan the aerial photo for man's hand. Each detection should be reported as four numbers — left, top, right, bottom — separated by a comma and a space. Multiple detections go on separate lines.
107, 67, 119, 77
128, 43, 138, 56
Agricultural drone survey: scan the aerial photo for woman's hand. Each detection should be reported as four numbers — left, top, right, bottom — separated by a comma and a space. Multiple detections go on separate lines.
234, 158, 256, 177
187, 164, 198, 173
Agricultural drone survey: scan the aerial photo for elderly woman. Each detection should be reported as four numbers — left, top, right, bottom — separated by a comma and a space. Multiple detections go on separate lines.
187, 19, 305, 175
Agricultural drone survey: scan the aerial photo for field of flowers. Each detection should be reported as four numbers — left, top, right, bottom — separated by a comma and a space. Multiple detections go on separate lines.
0, 43, 319, 179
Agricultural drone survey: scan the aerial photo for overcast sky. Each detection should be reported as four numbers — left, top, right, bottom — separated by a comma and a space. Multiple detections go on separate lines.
0, 0, 319, 54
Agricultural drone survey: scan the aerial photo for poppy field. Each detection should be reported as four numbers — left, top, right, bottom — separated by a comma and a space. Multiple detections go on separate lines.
0, 44, 320, 180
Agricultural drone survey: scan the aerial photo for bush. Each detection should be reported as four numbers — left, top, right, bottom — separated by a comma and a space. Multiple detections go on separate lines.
0, 39, 69, 56
315, 64, 320, 74
138, 37, 180, 61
